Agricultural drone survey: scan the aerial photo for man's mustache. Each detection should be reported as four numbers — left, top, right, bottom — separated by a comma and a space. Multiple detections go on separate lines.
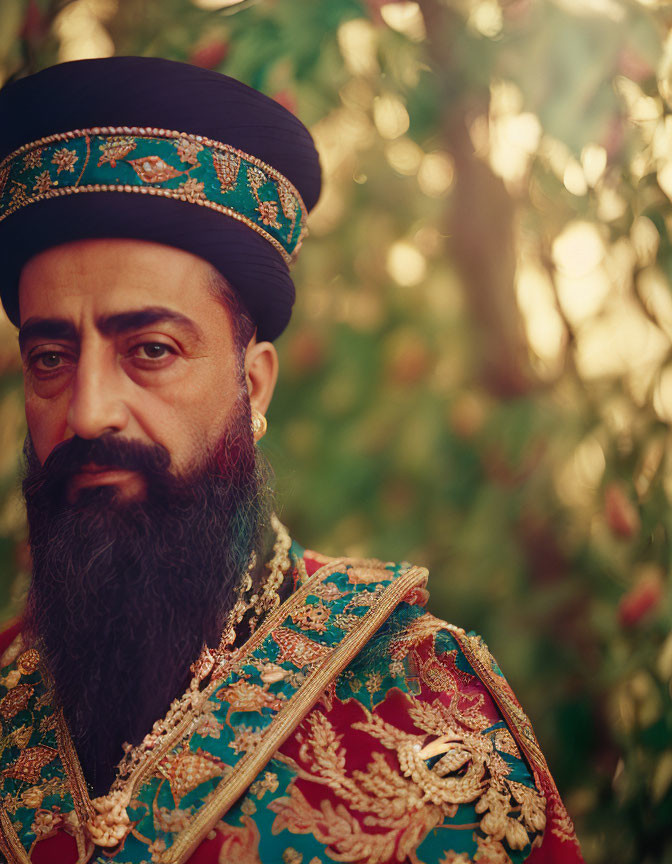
23, 435, 171, 501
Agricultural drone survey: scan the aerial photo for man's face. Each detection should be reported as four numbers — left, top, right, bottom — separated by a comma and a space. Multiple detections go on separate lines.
19, 238, 243, 499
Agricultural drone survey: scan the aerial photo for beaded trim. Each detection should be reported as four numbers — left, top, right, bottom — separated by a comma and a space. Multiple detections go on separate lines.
0, 127, 309, 264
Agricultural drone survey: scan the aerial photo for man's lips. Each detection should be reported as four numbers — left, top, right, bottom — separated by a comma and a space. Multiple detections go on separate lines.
71, 464, 138, 486
77, 463, 128, 474
67, 463, 147, 501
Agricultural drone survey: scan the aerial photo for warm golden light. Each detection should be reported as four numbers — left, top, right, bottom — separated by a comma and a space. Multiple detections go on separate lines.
581, 144, 608, 187
380, 2, 426, 41
488, 82, 541, 184
387, 242, 427, 286
555, 436, 606, 507
553, 221, 606, 277
563, 160, 588, 196
417, 151, 454, 197
515, 261, 566, 367
654, 365, 672, 422
337, 19, 379, 77
468, 0, 503, 38
638, 266, 672, 339
575, 301, 669, 382
55, 0, 116, 62
554, 0, 625, 20
385, 138, 424, 176
630, 216, 660, 267
373, 94, 410, 140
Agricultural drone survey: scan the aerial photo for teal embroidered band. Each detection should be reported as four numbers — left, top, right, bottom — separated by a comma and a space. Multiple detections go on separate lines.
0, 127, 308, 264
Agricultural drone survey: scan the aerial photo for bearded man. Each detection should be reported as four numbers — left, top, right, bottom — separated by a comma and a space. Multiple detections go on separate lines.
0, 58, 583, 864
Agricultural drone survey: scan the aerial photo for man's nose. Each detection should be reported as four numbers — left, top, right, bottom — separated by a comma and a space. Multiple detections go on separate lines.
66, 352, 130, 439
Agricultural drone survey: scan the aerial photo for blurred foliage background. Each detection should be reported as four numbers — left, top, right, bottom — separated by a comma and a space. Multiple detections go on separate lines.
0, 0, 671, 860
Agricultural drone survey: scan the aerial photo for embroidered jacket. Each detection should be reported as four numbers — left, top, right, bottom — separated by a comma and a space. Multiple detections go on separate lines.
0, 543, 584, 864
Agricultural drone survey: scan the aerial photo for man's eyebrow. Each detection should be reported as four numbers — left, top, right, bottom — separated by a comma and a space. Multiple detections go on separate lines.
96, 307, 203, 339
19, 318, 78, 353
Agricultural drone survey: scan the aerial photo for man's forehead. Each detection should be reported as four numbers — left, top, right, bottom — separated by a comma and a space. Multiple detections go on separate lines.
18, 238, 219, 322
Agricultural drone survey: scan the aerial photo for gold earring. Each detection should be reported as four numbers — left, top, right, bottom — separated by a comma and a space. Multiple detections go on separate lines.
251, 408, 267, 440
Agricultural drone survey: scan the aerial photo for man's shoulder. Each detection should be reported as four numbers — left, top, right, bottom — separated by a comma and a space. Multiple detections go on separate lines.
288, 543, 583, 861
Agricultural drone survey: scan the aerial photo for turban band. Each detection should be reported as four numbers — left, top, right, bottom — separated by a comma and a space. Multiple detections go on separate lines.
0, 127, 307, 264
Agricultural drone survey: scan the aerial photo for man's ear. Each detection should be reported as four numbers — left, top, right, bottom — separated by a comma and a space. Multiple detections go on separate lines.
244, 339, 279, 416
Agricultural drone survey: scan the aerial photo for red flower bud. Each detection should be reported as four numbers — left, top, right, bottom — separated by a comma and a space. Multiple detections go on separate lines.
619, 569, 664, 628
605, 483, 640, 539
189, 39, 229, 70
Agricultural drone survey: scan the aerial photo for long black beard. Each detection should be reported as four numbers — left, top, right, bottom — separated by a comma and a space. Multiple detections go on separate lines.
22, 399, 271, 796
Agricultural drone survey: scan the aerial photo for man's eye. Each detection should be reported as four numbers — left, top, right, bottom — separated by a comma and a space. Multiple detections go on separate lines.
133, 343, 175, 360
33, 351, 63, 370
129, 342, 176, 363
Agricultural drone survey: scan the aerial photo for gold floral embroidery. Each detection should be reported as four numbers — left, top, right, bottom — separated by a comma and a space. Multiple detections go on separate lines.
8, 722, 33, 750
174, 137, 203, 165
249, 770, 278, 799
0, 684, 34, 719
18, 776, 69, 811
32, 171, 55, 195
548, 793, 579, 844
155, 806, 192, 833
160, 746, 229, 801
476, 786, 530, 849
344, 584, 387, 610
212, 150, 241, 193
1, 745, 58, 783
8, 180, 29, 212
179, 177, 206, 203
214, 813, 262, 864
311, 581, 345, 602
439, 853, 472, 864
240, 797, 257, 816
31, 807, 63, 839
365, 672, 383, 695
474, 834, 511, 863
0, 165, 9, 200
17, 649, 40, 676
230, 724, 262, 755
247, 165, 267, 196
271, 785, 442, 864
290, 601, 330, 633
51, 147, 78, 174
271, 697, 545, 863
23, 148, 43, 170
148, 837, 167, 861
271, 627, 332, 666
278, 181, 298, 239
195, 712, 223, 739
97, 136, 136, 167
257, 199, 280, 228
493, 728, 521, 759
346, 566, 389, 585
333, 612, 362, 631
217, 678, 285, 723
128, 155, 183, 183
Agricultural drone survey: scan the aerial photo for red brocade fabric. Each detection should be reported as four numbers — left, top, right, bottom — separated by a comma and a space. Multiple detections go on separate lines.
0, 549, 584, 863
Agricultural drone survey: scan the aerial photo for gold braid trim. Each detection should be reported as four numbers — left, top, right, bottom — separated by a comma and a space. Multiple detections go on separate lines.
451, 630, 579, 848
166, 563, 429, 864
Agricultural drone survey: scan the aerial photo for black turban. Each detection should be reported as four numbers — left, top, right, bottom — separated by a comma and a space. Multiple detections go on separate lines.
0, 56, 322, 341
